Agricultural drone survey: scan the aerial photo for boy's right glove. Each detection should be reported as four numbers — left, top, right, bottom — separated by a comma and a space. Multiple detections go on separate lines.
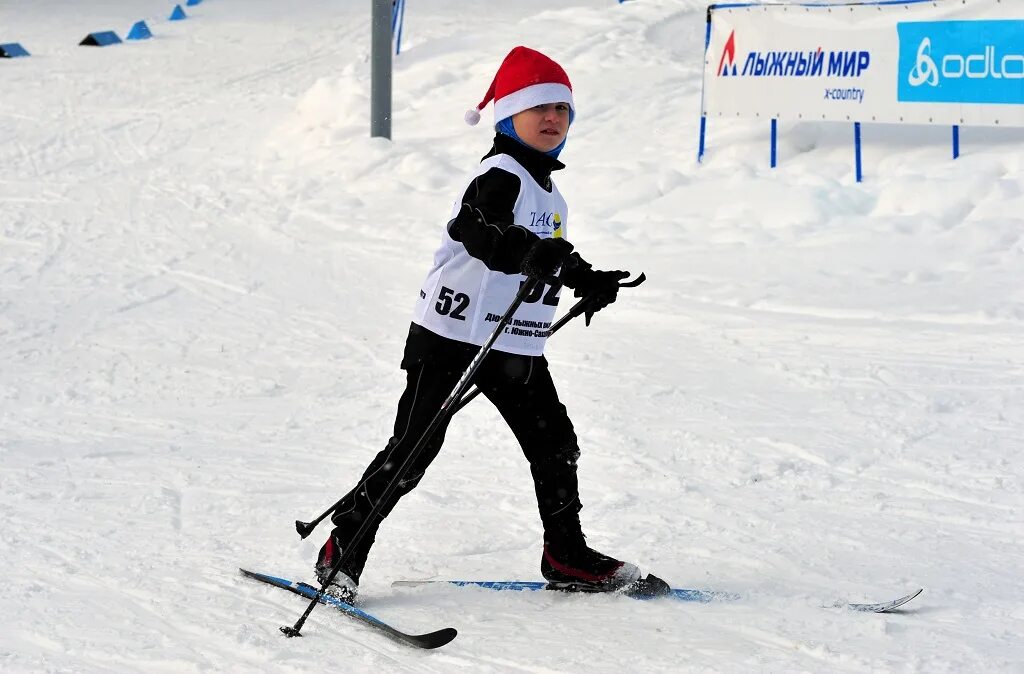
569, 268, 631, 313
521, 237, 574, 278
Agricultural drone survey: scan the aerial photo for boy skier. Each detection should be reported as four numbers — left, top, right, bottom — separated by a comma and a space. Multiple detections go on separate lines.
315, 46, 667, 601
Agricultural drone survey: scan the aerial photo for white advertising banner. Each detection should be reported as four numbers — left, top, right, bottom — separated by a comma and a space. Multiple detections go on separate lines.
702, 0, 1024, 127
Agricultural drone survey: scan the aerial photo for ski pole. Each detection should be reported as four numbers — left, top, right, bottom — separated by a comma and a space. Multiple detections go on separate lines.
282, 276, 544, 637
293, 271, 647, 540
293, 272, 646, 540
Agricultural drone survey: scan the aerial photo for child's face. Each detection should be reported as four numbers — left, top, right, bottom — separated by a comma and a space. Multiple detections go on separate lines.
512, 103, 571, 153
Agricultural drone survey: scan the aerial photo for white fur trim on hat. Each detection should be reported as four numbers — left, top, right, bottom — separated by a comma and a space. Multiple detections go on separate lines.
493, 83, 574, 123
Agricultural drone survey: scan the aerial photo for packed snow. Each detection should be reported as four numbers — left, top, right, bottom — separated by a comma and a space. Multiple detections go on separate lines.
2, 0, 1022, 671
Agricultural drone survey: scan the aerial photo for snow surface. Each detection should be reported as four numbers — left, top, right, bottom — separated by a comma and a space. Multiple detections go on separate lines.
2, 0, 1023, 671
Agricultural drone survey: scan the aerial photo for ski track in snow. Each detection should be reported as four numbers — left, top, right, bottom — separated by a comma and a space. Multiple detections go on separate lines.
1, 0, 1022, 671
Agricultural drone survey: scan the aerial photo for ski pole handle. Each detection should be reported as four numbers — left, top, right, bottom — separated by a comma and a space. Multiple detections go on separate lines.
619, 272, 646, 288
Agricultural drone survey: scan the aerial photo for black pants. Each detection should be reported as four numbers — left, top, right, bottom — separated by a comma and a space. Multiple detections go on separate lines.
330, 324, 584, 578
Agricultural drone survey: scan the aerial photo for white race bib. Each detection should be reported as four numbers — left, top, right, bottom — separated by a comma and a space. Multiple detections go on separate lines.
412, 154, 569, 356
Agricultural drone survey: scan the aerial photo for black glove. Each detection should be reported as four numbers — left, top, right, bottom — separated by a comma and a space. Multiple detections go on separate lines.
520, 237, 574, 278
569, 268, 630, 320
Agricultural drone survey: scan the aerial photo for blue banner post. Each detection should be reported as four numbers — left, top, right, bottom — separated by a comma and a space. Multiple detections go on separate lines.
854, 122, 863, 183
698, 115, 707, 163
952, 125, 960, 160
169, 5, 187, 21
392, 0, 406, 56
770, 118, 778, 169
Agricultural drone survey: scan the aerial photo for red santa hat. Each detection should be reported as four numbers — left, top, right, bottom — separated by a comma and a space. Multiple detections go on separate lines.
465, 46, 574, 126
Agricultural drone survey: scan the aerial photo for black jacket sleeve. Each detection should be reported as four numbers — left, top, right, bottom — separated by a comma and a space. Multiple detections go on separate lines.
446, 167, 540, 274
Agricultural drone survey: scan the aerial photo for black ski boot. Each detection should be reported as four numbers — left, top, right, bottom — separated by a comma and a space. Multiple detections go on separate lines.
314, 533, 361, 604
541, 538, 642, 593
541, 537, 671, 598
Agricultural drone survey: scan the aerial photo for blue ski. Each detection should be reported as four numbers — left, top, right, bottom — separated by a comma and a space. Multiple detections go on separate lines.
239, 568, 457, 649
392, 580, 922, 613
392, 579, 739, 603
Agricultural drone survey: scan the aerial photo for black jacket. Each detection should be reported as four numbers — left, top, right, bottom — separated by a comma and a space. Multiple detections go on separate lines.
445, 134, 566, 274
404, 135, 590, 368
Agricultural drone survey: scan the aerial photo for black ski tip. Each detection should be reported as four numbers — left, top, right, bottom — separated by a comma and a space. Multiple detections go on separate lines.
242, 567, 457, 650
846, 588, 924, 613
417, 627, 458, 649
239, 567, 270, 581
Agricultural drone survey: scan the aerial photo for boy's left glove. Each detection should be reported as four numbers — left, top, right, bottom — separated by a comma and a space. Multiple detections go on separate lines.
521, 237, 574, 278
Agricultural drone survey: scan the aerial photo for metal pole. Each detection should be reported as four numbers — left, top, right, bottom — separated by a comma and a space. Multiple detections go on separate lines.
370, 0, 392, 139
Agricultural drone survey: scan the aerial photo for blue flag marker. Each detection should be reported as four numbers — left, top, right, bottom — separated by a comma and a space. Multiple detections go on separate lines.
0, 43, 31, 58
80, 31, 123, 47
186, 0, 203, 6
169, 5, 188, 21
126, 21, 153, 40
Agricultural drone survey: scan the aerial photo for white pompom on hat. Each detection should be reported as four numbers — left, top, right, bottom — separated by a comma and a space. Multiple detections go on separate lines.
465, 46, 574, 126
